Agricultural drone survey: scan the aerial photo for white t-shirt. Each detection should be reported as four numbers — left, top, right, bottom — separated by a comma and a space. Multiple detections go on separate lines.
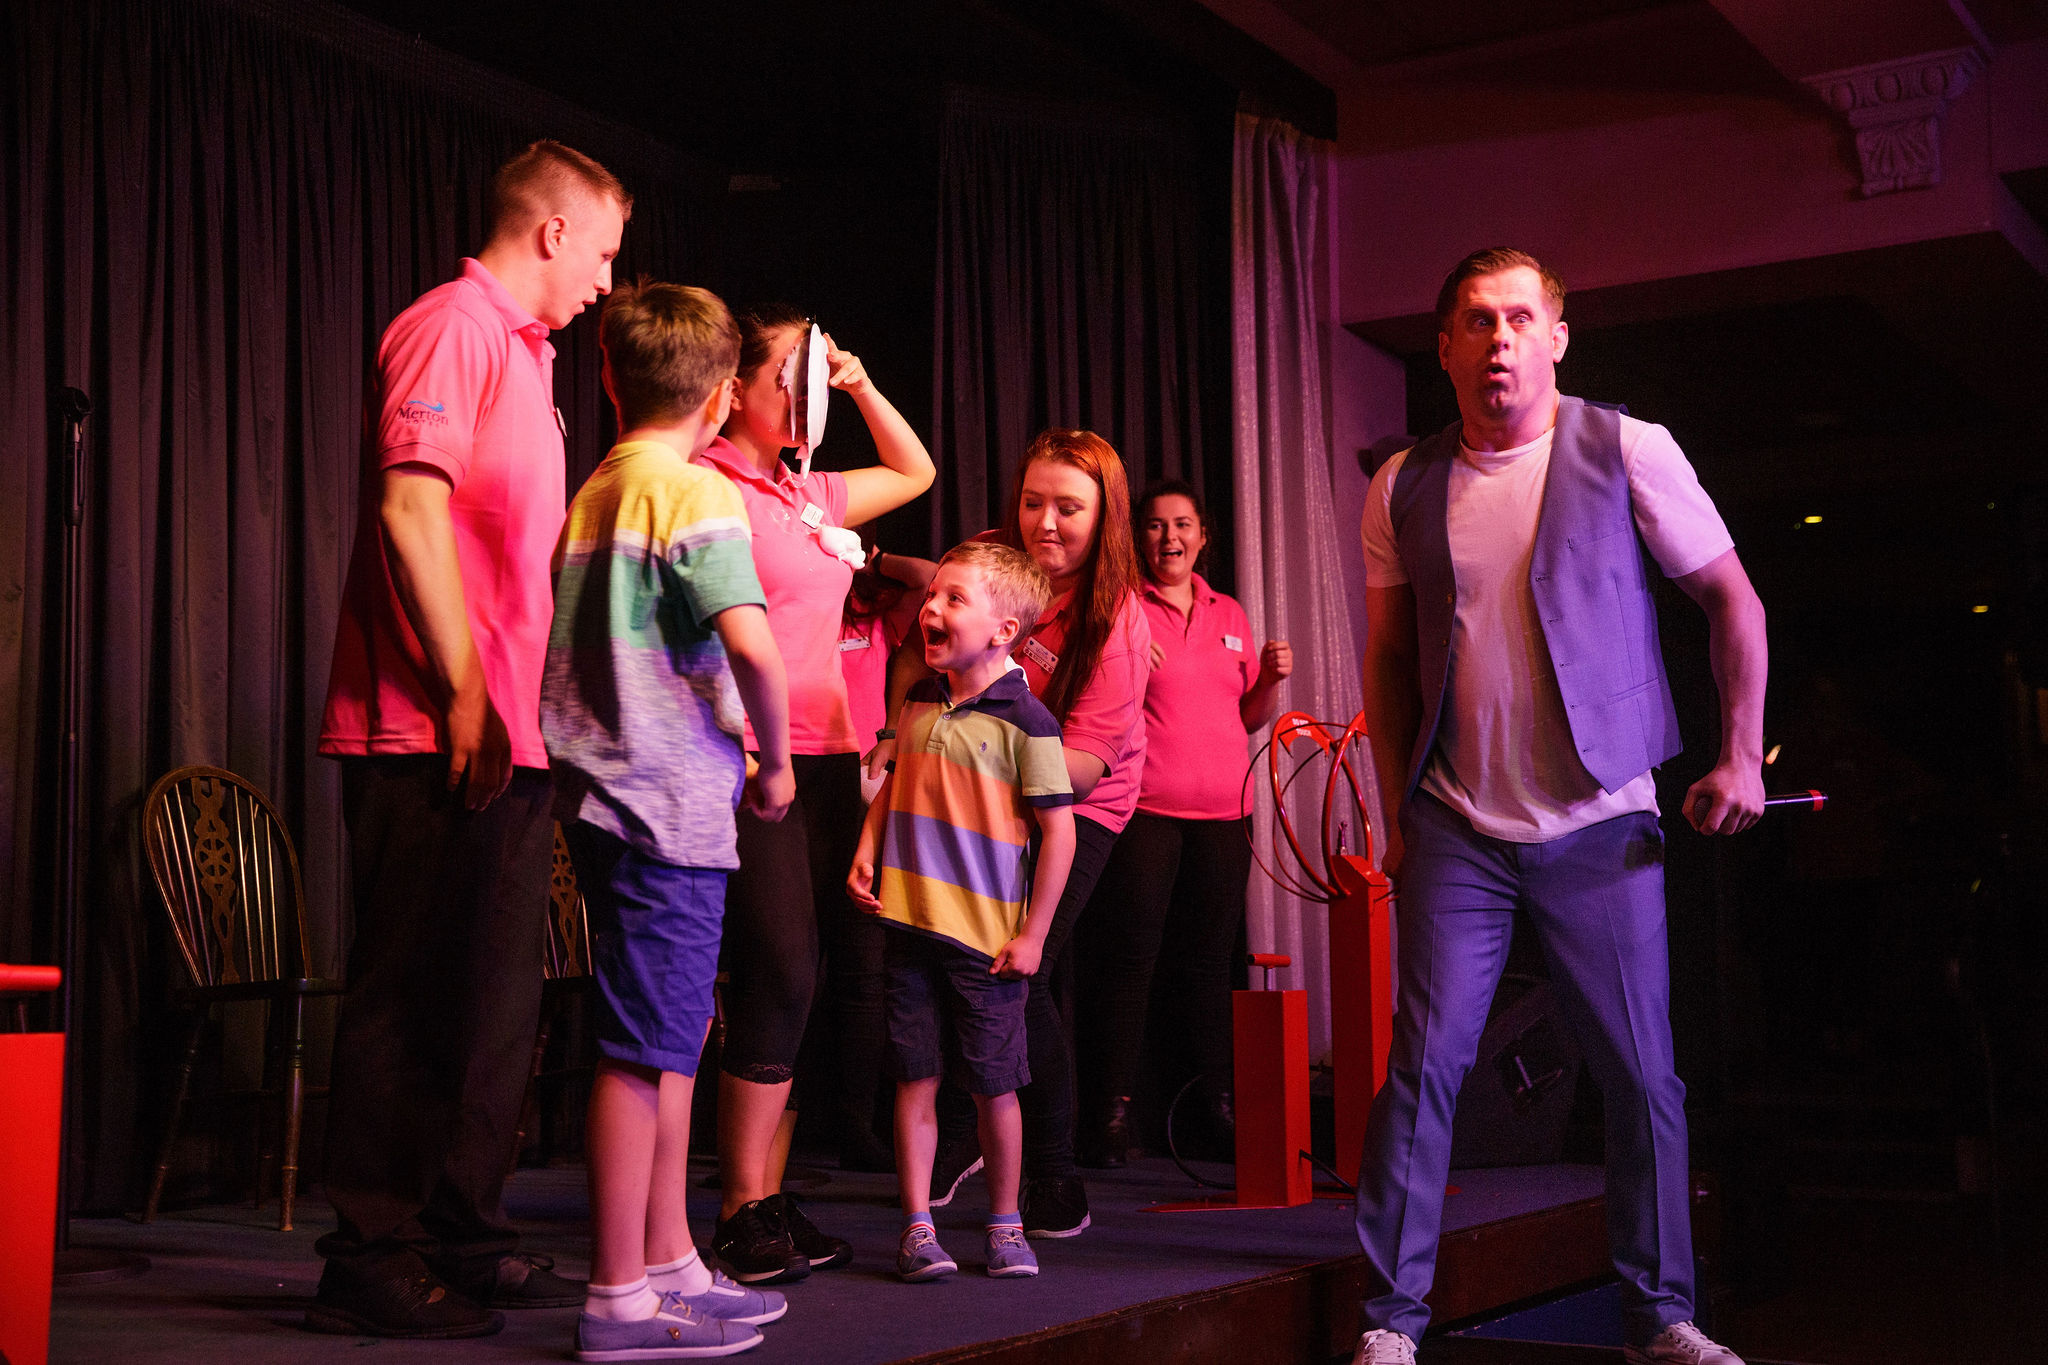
1360, 416, 1732, 842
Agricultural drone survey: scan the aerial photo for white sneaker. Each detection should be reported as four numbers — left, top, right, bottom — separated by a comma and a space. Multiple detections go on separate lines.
1624, 1320, 1744, 1364
1352, 1328, 1418, 1365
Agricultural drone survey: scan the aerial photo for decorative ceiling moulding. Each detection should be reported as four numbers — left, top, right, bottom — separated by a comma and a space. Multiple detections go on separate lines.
1802, 46, 1987, 198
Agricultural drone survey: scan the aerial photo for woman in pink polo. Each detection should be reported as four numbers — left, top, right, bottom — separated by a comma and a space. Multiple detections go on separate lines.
696, 305, 935, 1281
878, 428, 1150, 1237
1076, 479, 1291, 1169
839, 546, 934, 807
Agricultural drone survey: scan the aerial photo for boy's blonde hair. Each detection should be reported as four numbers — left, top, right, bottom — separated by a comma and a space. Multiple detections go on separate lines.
940, 541, 1052, 643
487, 139, 633, 238
600, 279, 739, 429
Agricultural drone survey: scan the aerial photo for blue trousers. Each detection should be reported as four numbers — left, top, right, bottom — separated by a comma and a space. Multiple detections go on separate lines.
1353, 792, 1696, 1345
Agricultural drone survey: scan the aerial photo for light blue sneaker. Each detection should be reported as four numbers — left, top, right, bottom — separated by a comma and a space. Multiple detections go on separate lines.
896, 1223, 956, 1282
985, 1224, 1039, 1278
574, 1300, 762, 1360
663, 1268, 787, 1326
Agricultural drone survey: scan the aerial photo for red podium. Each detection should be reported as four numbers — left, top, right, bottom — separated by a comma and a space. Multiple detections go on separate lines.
1328, 854, 1394, 1189
1, 963, 65, 1365
1143, 712, 1396, 1212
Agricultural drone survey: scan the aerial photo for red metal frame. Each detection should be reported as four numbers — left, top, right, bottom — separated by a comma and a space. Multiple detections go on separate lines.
1145, 712, 1396, 1211
1, 965, 64, 1365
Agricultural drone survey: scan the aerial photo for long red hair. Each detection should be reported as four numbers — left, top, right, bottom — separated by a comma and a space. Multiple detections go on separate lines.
1000, 430, 1141, 724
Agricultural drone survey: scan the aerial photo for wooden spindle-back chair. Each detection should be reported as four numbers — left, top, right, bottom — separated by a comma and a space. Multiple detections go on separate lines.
140, 765, 343, 1230
510, 824, 595, 1172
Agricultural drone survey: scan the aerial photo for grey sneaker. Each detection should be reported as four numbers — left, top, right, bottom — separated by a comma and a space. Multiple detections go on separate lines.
574, 1300, 762, 1360
1624, 1321, 1744, 1364
662, 1269, 787, 1326
984, 1224, 1038, 1278
896, 1223, 957, 1282
1352, 1328, 1417, 1365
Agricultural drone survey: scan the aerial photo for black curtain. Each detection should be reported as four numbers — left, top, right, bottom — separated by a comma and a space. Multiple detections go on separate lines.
931, 86, 1218, 551
1, 0, 719, 1210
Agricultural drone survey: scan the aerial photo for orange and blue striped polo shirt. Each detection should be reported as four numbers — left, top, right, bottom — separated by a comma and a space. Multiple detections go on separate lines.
877, 670, 1073, 960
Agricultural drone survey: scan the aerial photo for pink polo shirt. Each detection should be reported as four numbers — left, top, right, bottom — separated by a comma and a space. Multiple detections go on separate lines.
320, 258, 566, 768
695, 437, 856, 754
1135, 575, 1259, 821
1013, 585, 1151, 834
841, 610, 900, 747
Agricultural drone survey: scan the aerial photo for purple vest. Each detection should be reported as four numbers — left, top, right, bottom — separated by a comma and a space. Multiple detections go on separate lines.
1388, 395, 1683, 801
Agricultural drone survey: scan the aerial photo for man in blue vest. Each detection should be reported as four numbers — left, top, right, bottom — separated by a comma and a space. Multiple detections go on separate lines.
1351, 248, 1766, 1365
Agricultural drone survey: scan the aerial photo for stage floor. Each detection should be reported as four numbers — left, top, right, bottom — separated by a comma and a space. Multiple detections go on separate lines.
51, 1158, 1608, 1364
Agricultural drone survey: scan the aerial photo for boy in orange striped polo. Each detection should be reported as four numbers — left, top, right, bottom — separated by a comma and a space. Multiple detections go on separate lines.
847, 540, 1077, 1282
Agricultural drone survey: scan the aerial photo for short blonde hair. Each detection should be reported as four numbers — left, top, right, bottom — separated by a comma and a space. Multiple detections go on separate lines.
600, 279, 738, 429
488, 140, 633, 239
1434, 247, 1565, 331
939, 541, 1053, 642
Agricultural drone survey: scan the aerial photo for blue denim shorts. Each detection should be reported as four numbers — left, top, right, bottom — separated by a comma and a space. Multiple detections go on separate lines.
884, 928, 1029, 1096
564, 821, 725, 1076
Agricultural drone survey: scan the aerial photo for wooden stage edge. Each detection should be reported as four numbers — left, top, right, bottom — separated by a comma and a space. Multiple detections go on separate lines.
905, 1179, 1721, 1365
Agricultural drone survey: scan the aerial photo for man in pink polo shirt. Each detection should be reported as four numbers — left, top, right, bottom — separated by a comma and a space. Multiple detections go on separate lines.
308, 141, 627, 1341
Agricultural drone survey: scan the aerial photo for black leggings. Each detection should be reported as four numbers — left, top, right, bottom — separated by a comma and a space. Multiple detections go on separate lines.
941, 813, 1121, 1179
1076, 812, 1252, 1107
718, 753, 886, 1132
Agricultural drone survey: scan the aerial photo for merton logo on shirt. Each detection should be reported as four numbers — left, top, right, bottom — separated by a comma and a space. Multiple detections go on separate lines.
400, 397, 450, 427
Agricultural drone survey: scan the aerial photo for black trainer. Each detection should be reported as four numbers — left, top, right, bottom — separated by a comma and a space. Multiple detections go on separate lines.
304, 1260, 503, 1339
928, 1130, 983, 1209
766, 1192, 852, 1270
1020, 1175, 1091, 1239
712, 1198, 811, 1285
1079, 1096, 1135, 1170
448, 1252, 585, 1309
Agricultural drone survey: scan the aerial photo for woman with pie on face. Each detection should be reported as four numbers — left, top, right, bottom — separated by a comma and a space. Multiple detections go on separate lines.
1075, 479, 1292, 1168
877, 428, 1151, 1237
695, 305, 935, 1284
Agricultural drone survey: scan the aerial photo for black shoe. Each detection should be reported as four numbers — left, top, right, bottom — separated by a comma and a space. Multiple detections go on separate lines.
1080, 1096, 1135, 1169
304, 1260, 503, 1339
765, 1192, 852, 1270
928, 1130, 983, 1208
712, 1198, 811, 1285
453, 1252, 584, 1309
1021, 1175, 1091, 1239
839, 1128, 896, 1174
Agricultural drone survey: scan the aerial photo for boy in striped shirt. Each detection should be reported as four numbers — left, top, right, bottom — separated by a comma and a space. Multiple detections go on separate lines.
847, 541, 1077, 1282
543, 280, 794, 1360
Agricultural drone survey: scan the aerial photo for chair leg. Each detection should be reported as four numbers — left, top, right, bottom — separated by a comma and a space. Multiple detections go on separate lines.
255, 1003, 280, 1209
280, 993, 307, 1232
144, 1013, 207, 1223
507, 1007, 555, 1180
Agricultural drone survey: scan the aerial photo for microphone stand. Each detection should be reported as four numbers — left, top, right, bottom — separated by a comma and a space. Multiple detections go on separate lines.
49, 386, 148, 1284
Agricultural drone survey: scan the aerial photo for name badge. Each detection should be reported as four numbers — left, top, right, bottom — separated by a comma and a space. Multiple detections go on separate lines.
1223, 634, 1244, 652
1019, 637, 1058, 673
800, 502, 826, 530
838, 635, 871, 652
553, 407, 568, 438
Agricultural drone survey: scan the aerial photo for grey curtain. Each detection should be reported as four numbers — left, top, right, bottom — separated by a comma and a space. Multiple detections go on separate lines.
931, 87, 1215, 546
2, 0, 716, 1209
1230, 111, 1370, 1056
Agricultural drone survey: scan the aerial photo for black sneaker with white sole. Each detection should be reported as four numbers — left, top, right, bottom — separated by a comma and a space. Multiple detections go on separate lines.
928, 1131, 983, 1209
711, 1198, 811, 1285
1020, 1175, 1090, 1238
764, 1192, 851, 1270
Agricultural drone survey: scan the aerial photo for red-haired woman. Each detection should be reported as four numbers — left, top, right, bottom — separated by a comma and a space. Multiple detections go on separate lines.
876, 429, 1151, 1237
697, 306, 935, 1281
1076, 479, 1291, 1167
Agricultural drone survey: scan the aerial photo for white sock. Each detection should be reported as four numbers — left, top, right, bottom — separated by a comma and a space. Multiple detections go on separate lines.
646, 1250, 713, 1297
583, 1276, 662, 1321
